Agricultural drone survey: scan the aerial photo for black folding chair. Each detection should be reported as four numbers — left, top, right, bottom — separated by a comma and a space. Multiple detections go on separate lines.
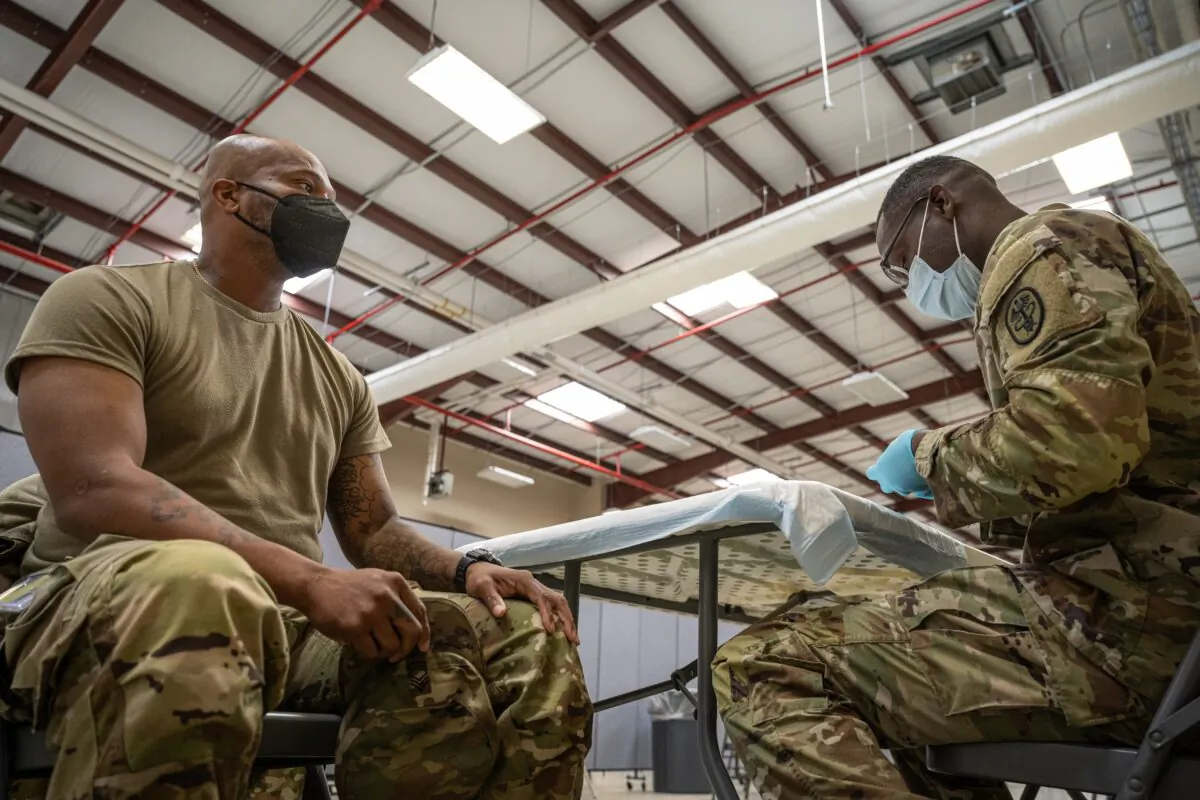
927, 627, 1200, 799
0, 711, 341, 799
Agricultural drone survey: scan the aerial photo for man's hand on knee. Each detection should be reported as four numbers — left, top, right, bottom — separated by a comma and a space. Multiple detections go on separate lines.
465, 564, 580, 645
299, 566, 431, 662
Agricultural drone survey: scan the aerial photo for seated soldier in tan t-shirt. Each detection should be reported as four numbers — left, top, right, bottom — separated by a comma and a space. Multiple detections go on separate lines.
0, 134, 592, 799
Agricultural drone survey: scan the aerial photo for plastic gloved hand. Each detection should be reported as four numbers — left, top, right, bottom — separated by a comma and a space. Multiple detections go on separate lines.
867, 430, 933, 500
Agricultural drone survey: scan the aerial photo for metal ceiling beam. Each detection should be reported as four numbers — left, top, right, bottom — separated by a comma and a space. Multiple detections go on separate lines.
589, 0, 664, 42
608, 368, 985, 506
341, 0, 703, 248
540, 0, 781, 201
1015, 6, 1067, 97
812, 241, 982, 398
658, 1, 832, 180
824, 0, 940, 146
0, 0, 125, 161
157, 0, 627, 282
0, 168, 193, 260
406, 416, 593, 487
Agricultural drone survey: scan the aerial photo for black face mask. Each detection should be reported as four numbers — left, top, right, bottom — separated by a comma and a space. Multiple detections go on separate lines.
234, 183, 350, 279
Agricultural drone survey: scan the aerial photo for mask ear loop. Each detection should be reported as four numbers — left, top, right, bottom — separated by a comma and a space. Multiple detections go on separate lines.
914, 197, 932, 262
952, 214, 963, 256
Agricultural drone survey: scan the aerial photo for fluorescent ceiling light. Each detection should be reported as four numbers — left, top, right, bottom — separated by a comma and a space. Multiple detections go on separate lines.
720, 468, 782, 487
182, 222, 202, 253
841, 371, 910, 407
1052, 133, 1132, 194
407, 44, 546, 144
530, 382, 626, 422
665, 272, 778, 316
477, 465, 535, 488
1069, 196, 1114, 213
502, 357, 539, 376
283, 268, 332, 295
524, 398, 585, 426
631, 424, 693, 452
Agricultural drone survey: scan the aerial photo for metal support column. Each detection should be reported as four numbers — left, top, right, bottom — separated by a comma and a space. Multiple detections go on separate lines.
697, 538, 740, 800
563, 561, 581, 621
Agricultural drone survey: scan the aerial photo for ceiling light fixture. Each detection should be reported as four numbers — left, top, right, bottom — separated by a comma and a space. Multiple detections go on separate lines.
283, 268, 332, 295
182, 222, 202, 253
631, 425, 693, 452
502, 357, 539, 376
841, 371, 910, 407
407, 44, 546, 144
1069, 196, 1114, 213
1052, 133, 1132, 194
529, 382, 626, 422
719, 468, 782, 487
665, 272, 778, 316
477, 465, 535, 488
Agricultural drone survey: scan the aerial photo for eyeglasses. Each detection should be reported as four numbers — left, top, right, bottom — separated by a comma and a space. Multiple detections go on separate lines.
878, 194, 929, 287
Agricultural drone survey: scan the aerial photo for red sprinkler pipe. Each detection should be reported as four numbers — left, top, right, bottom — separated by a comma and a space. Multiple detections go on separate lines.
101, 0, 385, 264
405, 397, 681, 499
325, 0, 999, 343
0, 241, 73, 274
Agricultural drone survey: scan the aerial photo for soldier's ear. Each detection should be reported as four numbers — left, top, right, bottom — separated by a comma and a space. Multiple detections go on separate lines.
928, 184, 957, 223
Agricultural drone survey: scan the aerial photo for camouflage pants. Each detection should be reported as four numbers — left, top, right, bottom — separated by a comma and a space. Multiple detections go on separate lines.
2, 539, 592, 799
712, 566, 1156, 800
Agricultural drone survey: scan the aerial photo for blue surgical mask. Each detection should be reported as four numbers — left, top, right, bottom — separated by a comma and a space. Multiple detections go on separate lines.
904, 201, 981, 321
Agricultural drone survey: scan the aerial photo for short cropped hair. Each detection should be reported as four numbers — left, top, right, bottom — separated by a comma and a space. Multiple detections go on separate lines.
876, 155, 996, 226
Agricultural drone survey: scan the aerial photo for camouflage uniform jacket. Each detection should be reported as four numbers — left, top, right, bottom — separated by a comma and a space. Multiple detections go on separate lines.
914, 204, 1200, 718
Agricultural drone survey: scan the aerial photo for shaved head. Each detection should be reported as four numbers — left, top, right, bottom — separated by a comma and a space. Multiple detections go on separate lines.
195, 134, 341, 301
199, 134, 331, 213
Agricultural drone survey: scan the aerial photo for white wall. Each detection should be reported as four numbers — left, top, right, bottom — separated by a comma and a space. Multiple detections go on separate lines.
380, 422, 604, 538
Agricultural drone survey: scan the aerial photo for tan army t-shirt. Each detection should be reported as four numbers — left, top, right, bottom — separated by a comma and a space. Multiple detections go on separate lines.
4, 261, 391, 573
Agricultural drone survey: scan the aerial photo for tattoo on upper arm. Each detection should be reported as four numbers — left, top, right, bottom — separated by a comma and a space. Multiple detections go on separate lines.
327, 455, 454, 588
327, 455, 394, 549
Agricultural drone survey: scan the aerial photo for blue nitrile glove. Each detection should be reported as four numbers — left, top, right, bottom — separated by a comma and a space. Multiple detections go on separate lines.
867, 430, 933, 500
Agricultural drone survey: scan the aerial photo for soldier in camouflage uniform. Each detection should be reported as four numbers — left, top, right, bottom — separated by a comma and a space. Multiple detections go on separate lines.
0, 134, 592, 798
712, 155, 1200, 799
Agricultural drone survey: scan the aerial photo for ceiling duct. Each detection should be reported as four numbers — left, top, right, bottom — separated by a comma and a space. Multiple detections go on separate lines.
363, 42, 1200, 403
887, 10, 1030, 113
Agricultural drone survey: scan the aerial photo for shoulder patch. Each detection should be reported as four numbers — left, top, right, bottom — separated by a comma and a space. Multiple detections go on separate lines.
1005, 286, 1044, 346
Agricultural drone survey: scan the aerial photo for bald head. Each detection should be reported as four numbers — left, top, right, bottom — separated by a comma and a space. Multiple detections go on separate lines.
195, 134, 343, 288
199, 134, 333, 213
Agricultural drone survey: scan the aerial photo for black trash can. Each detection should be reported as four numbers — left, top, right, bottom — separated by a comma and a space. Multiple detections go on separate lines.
650, 717, 710, 794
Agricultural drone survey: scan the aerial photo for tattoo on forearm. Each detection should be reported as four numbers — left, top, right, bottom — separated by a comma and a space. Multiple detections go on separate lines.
327, 455, 456, 590
143, 480, 251, 550
148, 485, 190, 522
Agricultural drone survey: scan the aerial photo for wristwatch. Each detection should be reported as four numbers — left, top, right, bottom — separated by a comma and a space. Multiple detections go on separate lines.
454, 548, 503, 593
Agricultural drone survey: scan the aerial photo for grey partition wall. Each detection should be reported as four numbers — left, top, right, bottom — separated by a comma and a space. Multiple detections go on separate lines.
0, 430, 36, 488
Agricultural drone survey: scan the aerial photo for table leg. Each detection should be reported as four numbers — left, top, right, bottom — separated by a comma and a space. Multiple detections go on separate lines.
563, 560, 581, 621
698, 538, 740, 800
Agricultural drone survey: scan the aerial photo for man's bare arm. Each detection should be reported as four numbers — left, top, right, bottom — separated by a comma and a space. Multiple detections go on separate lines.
326, 453, 459, 591
18, 357, 323, 606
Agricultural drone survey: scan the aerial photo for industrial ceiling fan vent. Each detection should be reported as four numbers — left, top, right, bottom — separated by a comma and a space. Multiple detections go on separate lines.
924, 37, 1006, 113
0, 191, 58, 241
895, 16, 1025, 115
